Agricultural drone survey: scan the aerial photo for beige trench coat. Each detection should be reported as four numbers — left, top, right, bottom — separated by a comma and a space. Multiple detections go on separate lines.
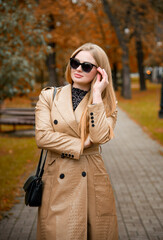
35, 84, 118, 240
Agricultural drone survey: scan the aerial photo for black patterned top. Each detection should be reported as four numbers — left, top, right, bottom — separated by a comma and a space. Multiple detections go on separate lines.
72, 87, 88, 111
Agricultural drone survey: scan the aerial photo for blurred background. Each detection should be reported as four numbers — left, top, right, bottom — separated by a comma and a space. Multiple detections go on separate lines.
0, 0, 163, 220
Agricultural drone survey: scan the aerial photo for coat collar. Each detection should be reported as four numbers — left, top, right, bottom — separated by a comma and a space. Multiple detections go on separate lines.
54, 84, 90, 137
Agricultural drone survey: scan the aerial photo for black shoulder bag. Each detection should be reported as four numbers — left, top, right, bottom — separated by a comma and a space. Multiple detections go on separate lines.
23, 87, 57, 207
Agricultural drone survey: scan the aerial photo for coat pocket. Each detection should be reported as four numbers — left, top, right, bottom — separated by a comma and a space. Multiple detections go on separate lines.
94, 174, 116, 216
46, 157, 57, 175
48, 157, 56, 166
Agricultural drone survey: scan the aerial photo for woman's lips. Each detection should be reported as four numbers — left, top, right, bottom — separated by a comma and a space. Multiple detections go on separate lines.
74, 73, 83, 78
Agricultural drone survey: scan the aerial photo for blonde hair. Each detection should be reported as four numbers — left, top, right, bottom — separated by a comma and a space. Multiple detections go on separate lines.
65, 43, 117, 152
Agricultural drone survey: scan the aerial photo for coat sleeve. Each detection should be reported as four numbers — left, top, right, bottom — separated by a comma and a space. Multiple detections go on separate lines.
87, 102, 117, 144
35, 89, 82, 160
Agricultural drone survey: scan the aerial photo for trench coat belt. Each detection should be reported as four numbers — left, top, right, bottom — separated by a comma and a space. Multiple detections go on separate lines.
50, 146, 100, 159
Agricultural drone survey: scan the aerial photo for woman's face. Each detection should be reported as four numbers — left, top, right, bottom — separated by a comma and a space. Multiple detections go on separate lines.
70, 50, 97, 91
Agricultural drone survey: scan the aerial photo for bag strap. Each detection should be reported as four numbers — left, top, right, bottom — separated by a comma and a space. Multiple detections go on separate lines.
35, 149, 47, 177
36, 87, 57, 178
38, 150, 48, 178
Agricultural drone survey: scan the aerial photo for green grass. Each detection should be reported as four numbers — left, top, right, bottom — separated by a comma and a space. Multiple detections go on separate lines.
117, 81, 163, 146
0, 136, 39, 219
0, 86, 41, 219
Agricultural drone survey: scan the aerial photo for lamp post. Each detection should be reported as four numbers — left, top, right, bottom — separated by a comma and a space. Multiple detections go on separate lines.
159, 78, 163, 118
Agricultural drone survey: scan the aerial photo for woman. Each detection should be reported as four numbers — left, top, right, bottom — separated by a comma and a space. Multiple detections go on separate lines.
35, 43, 118, 240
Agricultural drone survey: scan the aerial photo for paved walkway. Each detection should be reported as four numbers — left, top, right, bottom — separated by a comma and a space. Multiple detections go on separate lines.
0, 108, 163, 240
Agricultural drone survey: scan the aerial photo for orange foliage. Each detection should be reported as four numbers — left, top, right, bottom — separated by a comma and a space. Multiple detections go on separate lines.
35, 0, 162, 80
35, 0, 121, 80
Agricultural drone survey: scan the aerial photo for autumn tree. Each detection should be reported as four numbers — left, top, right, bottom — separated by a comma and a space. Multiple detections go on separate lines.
100, 0, 131, 98
35, 0, 163, 96
116, 0, 157, 91
36, 0, 122, 88
0, 0, 50, 102
36, 0, 85, 86
36, 0, 99, 85
144, 0, 163, 67
101, 0, 162, 94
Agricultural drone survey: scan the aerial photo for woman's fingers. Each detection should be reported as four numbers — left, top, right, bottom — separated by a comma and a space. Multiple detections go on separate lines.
94, 67, 109, 94
97, 67, 104, 78
97, 67, 109, 84
96, 72, 102, 82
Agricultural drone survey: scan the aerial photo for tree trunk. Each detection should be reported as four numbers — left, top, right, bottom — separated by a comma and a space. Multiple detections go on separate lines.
46, 42, 59, 87
112, 63, 118, 91
46, 14, 59, 87
35, 2, 58, 87
136, 39, 146, 91
101, 0, 131, 99
121, 45, 131, 98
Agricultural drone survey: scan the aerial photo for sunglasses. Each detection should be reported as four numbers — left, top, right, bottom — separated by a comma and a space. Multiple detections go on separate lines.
70, 58, 97, 73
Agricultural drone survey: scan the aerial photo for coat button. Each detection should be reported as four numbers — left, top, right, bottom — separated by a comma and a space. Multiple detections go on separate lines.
91, 120, 94, 123
69, 154, 71, 158
91, 116, 94, 119
60, 173, 65, 179
65, 153, 68, 157
72, 155, 74, 158
61, 153, 65, 158
90, 112, 93, 116
92, 124, 95, 127
54, 119, 58, 125
82, 171, 86, 177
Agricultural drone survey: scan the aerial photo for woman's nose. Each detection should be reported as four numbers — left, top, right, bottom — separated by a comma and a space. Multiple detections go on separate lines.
76, 65, 82, 71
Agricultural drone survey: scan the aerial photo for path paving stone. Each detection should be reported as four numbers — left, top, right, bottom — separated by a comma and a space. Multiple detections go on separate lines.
103, 108, 163, 240
0, 108, 163, 239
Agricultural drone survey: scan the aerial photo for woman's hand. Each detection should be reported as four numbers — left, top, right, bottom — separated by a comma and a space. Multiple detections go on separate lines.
84, 135, 92, 149
92, 67, 109, 104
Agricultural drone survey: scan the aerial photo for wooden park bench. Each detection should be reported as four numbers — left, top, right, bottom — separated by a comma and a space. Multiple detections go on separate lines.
0, 108, 35, 131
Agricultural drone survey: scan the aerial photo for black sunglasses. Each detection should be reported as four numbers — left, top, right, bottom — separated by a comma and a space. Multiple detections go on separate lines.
70, 58, 97, 73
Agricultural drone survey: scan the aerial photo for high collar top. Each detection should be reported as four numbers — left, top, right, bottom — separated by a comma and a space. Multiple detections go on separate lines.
72, 87, 88, 111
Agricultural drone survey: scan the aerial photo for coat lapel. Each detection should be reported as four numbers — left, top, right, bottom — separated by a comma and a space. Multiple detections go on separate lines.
54, 84, 79, 136
54, 84, 90, 137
